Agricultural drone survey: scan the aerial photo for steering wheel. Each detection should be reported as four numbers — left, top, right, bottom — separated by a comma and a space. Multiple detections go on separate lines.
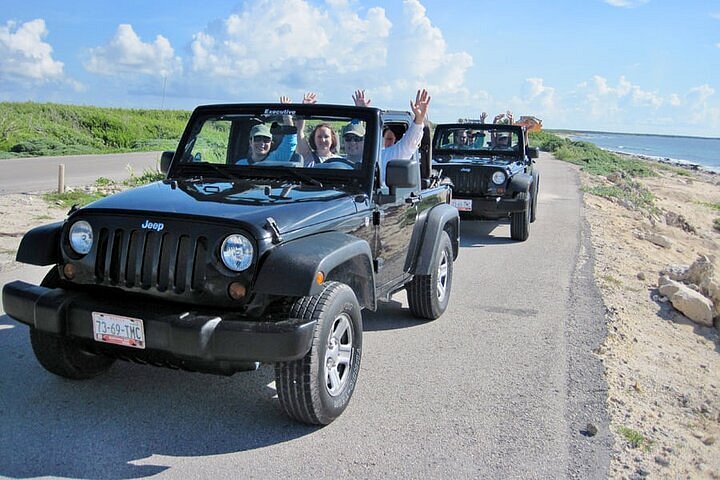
315, 157, 356, 169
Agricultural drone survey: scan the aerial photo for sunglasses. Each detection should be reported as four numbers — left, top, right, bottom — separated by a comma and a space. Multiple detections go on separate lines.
252, 136, 271, 143
344, 135, 364, 143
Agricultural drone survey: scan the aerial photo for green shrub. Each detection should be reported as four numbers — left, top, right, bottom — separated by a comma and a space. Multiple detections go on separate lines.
123, 169, 165, 187
583, 179, 657, 213
530, 130, 655, 178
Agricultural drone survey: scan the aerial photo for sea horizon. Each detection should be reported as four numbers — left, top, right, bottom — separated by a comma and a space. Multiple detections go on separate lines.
552, 129, 720, 173
550, 129, 720, 142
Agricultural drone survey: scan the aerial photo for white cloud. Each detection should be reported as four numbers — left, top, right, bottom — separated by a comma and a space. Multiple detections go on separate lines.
604, 0, 649, 7
523, 78, 556, 110
188, 0, 391, 83
0, 19, 64, 82
686, 84, 719, 126
185, 0, 473, 112
585, 75, 662, 109
85, 24, 181, 77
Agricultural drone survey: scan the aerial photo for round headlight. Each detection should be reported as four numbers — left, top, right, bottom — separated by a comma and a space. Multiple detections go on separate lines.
492, 171, 506, 185
69, 220, 93, 255
220, 234, 254, 272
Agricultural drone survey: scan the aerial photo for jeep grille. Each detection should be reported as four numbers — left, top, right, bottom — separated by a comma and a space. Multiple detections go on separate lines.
442, 166, 488, 194
94, 227, 208, 293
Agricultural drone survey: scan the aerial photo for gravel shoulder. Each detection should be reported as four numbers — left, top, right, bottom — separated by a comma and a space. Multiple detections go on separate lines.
0, 157, 718, 478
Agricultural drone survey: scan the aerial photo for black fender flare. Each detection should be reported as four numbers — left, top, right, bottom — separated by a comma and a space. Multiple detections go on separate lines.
16, 221, 63, 266
411, 203, 459, 276
254, 231, 376, 310
508, 173, 533, 194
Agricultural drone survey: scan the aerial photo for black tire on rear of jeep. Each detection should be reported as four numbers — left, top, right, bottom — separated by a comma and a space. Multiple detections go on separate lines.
510, 193, 530, 241
275, 281, 363, 425
407, 231, 453, 320
530, 176, 539, 223
29, 268, 115, 380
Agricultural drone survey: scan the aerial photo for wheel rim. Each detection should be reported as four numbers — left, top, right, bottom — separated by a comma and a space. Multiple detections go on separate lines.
436, 249, 449, 301
324, 313, 354, 397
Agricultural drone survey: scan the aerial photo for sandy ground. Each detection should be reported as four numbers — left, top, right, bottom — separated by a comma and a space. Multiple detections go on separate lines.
581, 161, 720, 479
0, 158, 719, 478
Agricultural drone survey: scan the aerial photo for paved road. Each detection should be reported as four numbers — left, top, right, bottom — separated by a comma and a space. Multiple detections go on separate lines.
0, 152, 161, 194
0, 154, 610, 479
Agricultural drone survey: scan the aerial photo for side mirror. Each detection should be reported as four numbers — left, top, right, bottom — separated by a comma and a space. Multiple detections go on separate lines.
386, 158, 419, 189
160, 151, 174, 173
527, 147, 539, 159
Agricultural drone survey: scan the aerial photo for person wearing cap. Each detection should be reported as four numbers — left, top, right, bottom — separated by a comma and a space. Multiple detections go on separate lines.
352, 88, 431, 184
342, 121, 366, 164
236, 124, 277, 165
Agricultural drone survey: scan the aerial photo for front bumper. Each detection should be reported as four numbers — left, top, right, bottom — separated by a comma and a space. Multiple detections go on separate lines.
454, 195, 527, 218
2, 280, 316, 367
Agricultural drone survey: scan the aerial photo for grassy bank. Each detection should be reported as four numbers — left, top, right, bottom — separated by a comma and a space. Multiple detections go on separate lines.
0, 102, 190, 158
529, 129, 663, 214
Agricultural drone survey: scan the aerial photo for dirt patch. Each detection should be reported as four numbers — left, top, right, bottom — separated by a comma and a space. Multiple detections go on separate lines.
0, 194, 68, 274
581, 161, 720, 479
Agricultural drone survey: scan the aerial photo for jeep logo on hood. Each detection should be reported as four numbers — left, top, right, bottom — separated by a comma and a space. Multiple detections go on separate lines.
141, 220, 164, 231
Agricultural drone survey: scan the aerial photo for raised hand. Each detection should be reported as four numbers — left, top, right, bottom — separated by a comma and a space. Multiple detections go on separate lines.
494, 113, 505, 124
480, 111, 487, 123
352, 89, 371, 107
279, 95, 291, 104
410, 89, 431, 124
303, 92, 317, 104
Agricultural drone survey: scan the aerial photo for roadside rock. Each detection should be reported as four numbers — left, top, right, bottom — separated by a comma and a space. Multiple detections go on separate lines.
658, 276, 715, 327
686, 255, 720, 318
635, 231, 673, 248
661, 264, 690, 282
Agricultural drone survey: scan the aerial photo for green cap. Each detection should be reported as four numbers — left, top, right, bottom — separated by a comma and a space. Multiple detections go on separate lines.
342, 122, 365, 138
250, 124, 272, 138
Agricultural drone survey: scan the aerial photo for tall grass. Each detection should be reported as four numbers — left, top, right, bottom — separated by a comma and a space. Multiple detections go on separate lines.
0, 102, 190, 158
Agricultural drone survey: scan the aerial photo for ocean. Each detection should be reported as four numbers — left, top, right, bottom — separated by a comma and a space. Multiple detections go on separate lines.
563, 131, 720, 173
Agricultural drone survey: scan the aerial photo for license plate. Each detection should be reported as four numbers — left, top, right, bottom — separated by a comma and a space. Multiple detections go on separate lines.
92, 312, 145, 349
451, 198, 472, 212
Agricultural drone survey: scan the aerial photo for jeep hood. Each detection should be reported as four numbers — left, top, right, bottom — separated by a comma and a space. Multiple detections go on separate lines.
79, 181, 359, 234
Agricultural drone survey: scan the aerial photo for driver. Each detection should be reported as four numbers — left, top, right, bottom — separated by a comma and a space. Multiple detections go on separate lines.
342, 122, 365, 165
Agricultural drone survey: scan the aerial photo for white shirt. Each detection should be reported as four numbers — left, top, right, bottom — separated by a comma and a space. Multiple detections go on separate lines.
380, 122, 424, 185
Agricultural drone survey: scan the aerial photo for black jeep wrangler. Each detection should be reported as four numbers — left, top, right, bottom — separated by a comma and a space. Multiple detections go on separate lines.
433, 122, 539, 241
2, 103, 459, 425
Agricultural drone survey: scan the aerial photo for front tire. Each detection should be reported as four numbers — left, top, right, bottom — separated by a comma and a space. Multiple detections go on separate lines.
510, 193, 530, 241
29, 268, 115, 379
407, 231, 454, 320
275, 282, 363, 425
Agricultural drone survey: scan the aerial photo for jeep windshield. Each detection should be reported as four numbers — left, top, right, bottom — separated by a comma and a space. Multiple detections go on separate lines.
169, 104, 379, 193
433, 124, 523, 160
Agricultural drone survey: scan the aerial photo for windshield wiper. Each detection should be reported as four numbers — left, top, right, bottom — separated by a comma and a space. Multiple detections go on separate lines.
276, 167, 323, 188
176, 162, 249, 186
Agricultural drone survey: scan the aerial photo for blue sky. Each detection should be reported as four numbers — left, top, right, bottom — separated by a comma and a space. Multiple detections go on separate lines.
1, 0, 719, 137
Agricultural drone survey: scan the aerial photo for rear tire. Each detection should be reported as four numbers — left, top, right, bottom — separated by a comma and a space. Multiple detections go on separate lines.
29, 268, 115, 379
510, 193, 530, 241
275, 282, 363, 425
407, 231, 453, 320
530, 176, 539, 223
